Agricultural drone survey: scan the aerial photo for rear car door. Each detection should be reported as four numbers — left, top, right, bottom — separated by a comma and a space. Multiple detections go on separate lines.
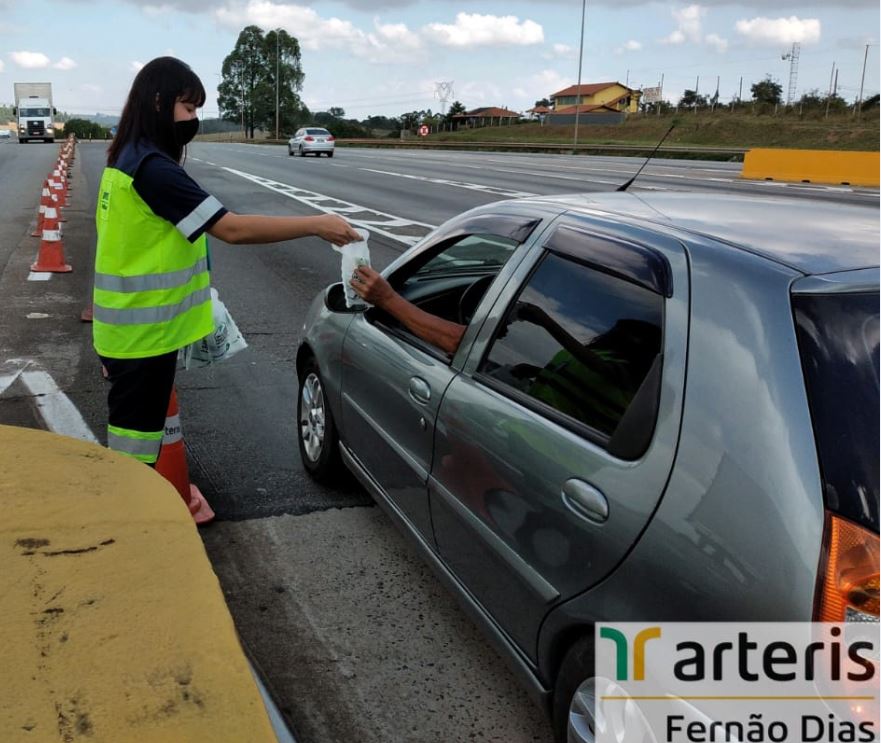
339, 214, 542, 541
429, 213, 690, 654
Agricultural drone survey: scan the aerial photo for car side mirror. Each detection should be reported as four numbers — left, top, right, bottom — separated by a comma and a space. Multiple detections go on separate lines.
324, 282, 367, 314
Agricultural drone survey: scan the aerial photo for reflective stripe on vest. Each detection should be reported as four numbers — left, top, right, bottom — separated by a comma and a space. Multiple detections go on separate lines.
93, 165, 214, 359
95, 257, 210, 293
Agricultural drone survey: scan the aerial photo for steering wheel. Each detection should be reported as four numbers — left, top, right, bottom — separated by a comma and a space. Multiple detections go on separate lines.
457, 275, 495, 325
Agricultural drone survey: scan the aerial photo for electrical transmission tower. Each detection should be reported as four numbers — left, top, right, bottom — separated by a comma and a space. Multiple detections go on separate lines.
782, 42, 800, 105
435, 81, 454, 124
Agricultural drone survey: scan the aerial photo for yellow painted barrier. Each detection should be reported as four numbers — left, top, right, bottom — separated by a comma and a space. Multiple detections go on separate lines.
742, 148, 880, 187
0, 425, 279, 742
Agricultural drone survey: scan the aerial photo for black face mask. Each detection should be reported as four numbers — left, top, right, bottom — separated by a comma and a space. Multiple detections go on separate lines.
174, 118, 199, 145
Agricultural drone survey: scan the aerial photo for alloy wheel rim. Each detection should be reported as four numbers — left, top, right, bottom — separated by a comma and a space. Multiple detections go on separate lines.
299, 372, 326, 462
568, 677, 656, 743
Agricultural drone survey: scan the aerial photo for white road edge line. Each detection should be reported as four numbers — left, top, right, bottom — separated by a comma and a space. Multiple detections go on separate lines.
20, 370, 98, 443
27, 272, 52, 281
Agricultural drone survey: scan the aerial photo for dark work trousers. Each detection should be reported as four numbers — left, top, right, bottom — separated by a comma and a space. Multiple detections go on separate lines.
99, 350, 177, 467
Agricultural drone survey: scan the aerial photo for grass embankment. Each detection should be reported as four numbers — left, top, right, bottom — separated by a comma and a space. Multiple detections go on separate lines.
430, 112, 880, 151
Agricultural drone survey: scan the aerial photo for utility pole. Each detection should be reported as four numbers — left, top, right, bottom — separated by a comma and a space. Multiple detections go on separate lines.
572, 0, 587, 152
275, 29, 280, 140
694, 75, 700, 113
625, 69, 629, 88
855, 43, 869, 118
712, 75, 720, 111
826, 61, 835, 118
434, 81, 454, 131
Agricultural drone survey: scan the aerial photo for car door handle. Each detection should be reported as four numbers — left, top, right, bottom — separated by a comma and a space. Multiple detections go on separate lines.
408, 377, 431, 405
561, 479, 609, 524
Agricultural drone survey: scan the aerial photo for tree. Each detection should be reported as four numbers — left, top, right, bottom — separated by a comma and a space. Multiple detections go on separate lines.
327, 107, 345, 118
679, 89, 708, 108
751, 77, 783, 105
534, 98, 551, 108
447, 101, 467, 117
861, 93, 880, 112
63, 117, 110, 139
218, 26, 308, 138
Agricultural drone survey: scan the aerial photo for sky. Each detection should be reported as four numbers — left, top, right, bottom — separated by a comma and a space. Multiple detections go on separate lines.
0, 0, 878, 120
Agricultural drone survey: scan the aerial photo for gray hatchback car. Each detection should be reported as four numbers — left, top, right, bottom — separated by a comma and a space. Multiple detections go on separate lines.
296, 192, 879, 742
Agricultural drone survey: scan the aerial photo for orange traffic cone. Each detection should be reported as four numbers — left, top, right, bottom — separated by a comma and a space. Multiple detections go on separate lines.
31, 181, 52, 236
155, 388, 215, 525
31, 215, 71, 273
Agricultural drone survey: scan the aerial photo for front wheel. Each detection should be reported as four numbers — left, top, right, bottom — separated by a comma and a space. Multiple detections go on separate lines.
297, 359, 342, 482
288, 147, 294, 156
327, 151, 334, 158
299, 145, 306, 157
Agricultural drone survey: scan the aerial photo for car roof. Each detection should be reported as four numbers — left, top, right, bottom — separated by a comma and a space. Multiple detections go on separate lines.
525, 191, 879, 276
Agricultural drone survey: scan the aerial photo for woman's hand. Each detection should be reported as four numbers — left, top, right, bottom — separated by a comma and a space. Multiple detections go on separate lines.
351, 266, 395, 308
315, 214, 361, 246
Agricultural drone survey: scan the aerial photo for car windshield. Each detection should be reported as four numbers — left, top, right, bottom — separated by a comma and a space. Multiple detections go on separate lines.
21, 108, 50, 117
793, 291, 879, 532
306, 129, 330, 136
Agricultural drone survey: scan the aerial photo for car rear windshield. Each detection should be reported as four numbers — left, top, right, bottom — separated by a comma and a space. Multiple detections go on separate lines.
793, 291, 879, 532
306, 129, 330, 136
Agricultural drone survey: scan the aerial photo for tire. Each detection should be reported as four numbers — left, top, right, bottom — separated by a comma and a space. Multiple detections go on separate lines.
288, 147, 293, 156
299, 145, 306, 157
297, 359, 343, 482
327, 151, 334, 158
552, 635, 596, 743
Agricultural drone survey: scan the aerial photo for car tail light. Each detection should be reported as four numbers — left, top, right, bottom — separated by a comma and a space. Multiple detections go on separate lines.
815, 512, 880, 622
304, 136, 314, 141
327, 135, 335, 141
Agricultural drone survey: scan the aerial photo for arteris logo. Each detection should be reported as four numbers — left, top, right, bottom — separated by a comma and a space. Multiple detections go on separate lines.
600, 625, 661, 681
599, 624, 876, 684
593, 623, 879, 743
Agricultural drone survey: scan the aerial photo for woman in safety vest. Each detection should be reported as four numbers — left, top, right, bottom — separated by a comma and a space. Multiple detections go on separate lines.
94, 56, 360, 466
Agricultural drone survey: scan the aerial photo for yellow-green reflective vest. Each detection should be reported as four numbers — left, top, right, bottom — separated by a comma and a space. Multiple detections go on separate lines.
92, 156, 213, 359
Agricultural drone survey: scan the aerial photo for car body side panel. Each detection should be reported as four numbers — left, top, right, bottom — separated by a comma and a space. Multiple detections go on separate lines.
429, 214, 691, 657
536, 238, 824, 684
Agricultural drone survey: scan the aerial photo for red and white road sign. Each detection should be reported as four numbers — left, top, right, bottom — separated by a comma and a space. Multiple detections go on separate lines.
418, 125, 429, 137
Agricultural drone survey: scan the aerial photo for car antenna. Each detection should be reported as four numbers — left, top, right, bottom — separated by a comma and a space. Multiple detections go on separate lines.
616, 123, 676, 192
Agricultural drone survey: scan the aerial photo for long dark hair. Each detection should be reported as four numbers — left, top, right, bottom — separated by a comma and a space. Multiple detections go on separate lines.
107, 56, 205, 166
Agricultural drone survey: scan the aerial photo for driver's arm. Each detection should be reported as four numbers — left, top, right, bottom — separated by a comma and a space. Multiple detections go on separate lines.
351, 266, 466, 355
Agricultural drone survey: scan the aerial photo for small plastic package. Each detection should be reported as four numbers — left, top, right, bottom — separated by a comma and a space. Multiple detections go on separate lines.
332, 227, 371, 309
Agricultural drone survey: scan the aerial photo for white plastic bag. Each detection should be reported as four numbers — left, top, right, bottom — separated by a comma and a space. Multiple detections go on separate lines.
332, 227, 371, 309
180, 288, 248, 370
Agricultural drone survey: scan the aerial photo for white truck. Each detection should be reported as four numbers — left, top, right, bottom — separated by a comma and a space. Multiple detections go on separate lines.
13, 82, 56, 143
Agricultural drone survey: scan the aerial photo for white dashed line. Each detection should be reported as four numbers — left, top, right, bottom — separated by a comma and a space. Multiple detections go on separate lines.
27, 272, 52, 281
359, 167, 537, 198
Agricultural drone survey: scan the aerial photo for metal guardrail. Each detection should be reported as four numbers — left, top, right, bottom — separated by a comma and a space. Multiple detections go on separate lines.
335, 138, 749, 157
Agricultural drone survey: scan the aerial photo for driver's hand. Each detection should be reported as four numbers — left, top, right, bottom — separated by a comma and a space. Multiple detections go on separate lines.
351, 266, 395, 307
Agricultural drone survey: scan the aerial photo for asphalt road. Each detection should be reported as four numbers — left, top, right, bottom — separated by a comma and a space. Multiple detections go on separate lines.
0, 138, 877, 743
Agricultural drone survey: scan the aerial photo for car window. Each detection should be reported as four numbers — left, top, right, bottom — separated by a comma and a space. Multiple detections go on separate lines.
793, 291, 879, 532
478, 251, 663, 442
408, 234, 519, 280
306, 128, 330, 136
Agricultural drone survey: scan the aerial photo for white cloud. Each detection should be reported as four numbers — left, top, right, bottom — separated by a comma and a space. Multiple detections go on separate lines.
10, 51, 51, 69
423, 13, 544, 48
735, 16, 821, 45
130, 61, 145, 73
214, 1, 420, 62
53, 57, 77, 70
660, 5, 727, 52
615, 39, 643, 54
544, 43, 576, 60
0, 60, 4, 73
705, 33, 728, 52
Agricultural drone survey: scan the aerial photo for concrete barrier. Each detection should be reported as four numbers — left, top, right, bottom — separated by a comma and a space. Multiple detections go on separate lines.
742, 148, 880, 187
0, 425, 281, 742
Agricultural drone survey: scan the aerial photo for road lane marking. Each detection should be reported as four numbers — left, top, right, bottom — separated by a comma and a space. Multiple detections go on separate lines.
27, 272, 52, 281
359, 167, 537, 198
0, 361, 97, 443
220, 166, 437, 246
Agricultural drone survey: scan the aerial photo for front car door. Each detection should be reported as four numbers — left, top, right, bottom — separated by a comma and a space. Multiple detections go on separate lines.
429, 212, 690, 655
339, 213, 544, 541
